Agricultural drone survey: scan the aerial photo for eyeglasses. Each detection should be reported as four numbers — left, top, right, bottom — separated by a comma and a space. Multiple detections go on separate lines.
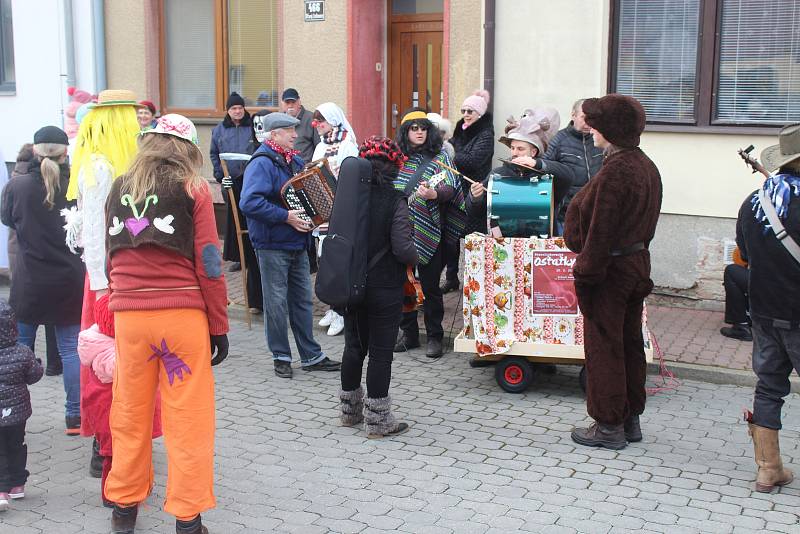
409, 124, 428, 132
461, 109, 476, 115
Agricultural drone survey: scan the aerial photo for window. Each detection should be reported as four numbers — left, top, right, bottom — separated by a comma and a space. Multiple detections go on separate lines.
159, 0, 279, 116
610, 0, 800, 129
0, 0, 15, 93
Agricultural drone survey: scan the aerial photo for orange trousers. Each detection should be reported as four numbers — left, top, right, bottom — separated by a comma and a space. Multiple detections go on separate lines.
105, 308, 215, 520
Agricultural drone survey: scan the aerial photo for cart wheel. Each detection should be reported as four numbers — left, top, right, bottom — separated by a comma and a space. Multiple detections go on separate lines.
579, 365, 587, 393
495, 357, 534, 393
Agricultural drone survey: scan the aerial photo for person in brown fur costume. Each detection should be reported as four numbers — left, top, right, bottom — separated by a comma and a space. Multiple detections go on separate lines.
563, 94, 662, 450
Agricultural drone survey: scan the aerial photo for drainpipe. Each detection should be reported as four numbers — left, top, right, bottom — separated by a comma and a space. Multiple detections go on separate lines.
63, 0, 76, 88
483, 0, 495, 114
92, 0, 107, 91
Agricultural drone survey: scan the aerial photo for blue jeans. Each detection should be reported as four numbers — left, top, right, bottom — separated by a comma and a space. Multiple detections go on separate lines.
257, 249, 325, 366
17, 323, 81, 417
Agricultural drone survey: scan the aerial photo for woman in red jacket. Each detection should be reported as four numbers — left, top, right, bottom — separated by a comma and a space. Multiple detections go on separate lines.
103, 114, 228, 534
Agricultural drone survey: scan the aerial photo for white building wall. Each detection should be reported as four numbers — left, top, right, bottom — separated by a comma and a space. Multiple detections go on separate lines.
0, 0, 95, 162
492, 0, 773, 304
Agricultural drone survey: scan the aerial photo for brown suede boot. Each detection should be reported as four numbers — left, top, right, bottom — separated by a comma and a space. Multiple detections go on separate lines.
111, 504, 138, 534
748, 422, 794, 493
571, 421, 627, 450
624, 415, 643, 443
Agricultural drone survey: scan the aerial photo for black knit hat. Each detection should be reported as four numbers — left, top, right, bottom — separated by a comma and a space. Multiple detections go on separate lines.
226, 92, 245, 109
33, 126, 69, 146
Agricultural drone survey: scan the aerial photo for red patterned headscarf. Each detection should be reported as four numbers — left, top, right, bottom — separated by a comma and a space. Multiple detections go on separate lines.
359, 136, 407, 168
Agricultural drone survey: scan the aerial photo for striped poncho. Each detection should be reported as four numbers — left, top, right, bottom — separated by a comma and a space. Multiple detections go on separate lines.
394, 151, 467, 265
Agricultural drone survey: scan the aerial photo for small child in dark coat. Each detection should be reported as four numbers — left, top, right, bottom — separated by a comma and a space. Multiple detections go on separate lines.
0, 299, 43, 511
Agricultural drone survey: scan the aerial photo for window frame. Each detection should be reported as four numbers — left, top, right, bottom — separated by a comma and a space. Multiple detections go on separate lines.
608, 0, 784, 134
0, 0, 16, 94
157, 0, 280, 118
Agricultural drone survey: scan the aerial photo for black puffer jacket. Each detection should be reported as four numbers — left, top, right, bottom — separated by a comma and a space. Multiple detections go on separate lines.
451, 112, 495, 185
536, 122, 604, 192
0, 300, 43, 427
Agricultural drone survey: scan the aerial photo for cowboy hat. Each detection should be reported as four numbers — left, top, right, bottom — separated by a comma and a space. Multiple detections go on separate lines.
89, 89, 144, 109
760, 123, 800, 173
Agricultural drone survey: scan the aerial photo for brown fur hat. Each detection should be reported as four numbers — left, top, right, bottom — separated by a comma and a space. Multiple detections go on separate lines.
582, 94, 646, 148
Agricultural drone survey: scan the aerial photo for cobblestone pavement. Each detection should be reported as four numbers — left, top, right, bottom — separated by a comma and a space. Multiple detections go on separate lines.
227, 263, 754, 373
6, 314, 800, 534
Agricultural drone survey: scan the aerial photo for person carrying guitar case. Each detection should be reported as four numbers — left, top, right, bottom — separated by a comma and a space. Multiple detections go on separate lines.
316, 137, 418, 438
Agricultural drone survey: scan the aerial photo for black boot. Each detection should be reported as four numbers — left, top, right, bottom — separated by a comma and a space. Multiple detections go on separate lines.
720, 324, 752, 341
176, 514, 209, 534
426, 338, 443, 359
394, 331, 420, 352
45, 325, 62, 376
571, 421, 627, 450
111, 504, 138, 534
624, 415, 643, 443
90, 438, 103, 478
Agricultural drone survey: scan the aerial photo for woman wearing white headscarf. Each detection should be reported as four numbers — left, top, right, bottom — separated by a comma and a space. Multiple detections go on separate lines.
311, 102, 359, 178
312, 103, 360, 336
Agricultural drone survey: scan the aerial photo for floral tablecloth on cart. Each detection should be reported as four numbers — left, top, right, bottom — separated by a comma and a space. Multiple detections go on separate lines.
461, 234, 651, 356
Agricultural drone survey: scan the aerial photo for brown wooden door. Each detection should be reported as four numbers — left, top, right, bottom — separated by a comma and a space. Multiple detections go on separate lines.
387, 18, 443, 138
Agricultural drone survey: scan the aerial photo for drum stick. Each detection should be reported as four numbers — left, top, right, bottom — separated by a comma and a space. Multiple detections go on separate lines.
433, 160, 477, 185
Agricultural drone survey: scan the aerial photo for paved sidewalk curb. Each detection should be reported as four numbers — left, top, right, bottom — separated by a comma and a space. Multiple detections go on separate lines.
229, 305, 800, 393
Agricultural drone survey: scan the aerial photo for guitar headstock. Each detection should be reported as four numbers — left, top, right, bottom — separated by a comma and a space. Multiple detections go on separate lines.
738, 145, 769, 177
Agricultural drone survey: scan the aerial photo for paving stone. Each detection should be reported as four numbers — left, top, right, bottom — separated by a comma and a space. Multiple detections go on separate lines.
10, 290, 800, 534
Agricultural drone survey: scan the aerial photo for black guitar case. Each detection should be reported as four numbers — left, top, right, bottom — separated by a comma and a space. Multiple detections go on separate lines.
314, 156, 375, 311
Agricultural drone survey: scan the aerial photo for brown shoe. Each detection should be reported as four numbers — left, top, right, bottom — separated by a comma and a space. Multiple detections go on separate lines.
571, 421, 627, 450
748, 421, 794, 492
111, 504, 138, 533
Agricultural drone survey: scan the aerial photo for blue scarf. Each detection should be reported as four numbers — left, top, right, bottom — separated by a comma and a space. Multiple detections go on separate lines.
751, 172, 800, 233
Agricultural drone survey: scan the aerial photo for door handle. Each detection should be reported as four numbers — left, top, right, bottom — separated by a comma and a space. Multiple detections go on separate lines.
392, 103, 398, 129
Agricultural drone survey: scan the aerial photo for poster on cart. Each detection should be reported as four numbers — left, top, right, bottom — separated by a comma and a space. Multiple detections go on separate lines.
531, 250, 579, 316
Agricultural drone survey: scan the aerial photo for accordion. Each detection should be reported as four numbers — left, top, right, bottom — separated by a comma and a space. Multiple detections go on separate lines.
280, 159, 336, 227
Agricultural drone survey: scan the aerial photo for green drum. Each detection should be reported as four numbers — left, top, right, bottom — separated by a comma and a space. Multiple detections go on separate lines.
486, 173, 554, 238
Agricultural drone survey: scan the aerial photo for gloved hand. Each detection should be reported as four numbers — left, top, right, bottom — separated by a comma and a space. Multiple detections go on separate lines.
221, 176, 234, 189
210, 334, 229, 366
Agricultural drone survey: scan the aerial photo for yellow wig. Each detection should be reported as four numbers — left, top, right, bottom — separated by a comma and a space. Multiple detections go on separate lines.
67, 105, 141, 200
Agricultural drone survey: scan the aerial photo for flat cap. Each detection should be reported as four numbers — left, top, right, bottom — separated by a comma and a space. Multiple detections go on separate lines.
262, 112, 300, 132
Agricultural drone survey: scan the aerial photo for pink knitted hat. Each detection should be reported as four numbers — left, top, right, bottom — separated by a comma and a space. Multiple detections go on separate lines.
461, 90, 491, 116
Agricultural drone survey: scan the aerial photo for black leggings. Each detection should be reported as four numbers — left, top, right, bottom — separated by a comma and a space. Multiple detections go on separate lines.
341, 285, 404, 399
400, 243, 445, 341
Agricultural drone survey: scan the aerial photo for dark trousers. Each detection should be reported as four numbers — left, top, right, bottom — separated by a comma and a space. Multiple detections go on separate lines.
400, 243, 445, 341
751, 319, 800, 430
45, 325, 61, 371
243, 236, 263, 311
723, 263, 749, 325
444, 239, 460, 283
341, 285, 404, 399
579, 256, 653, 425
0, 423, 28, 492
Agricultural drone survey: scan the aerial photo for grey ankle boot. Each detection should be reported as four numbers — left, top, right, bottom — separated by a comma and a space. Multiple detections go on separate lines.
364, 396, 409, 439
339, 386, 365, 426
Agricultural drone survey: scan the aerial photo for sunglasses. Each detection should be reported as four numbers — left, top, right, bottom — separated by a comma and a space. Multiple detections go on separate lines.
461, 108, 476, 115
409, 124, 428, 132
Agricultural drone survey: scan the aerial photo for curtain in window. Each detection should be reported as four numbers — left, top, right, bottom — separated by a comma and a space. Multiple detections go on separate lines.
614, 0, 700, 123
716, 0, 800, 125
228, 0, 279, 107
165, 0, 216, 109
